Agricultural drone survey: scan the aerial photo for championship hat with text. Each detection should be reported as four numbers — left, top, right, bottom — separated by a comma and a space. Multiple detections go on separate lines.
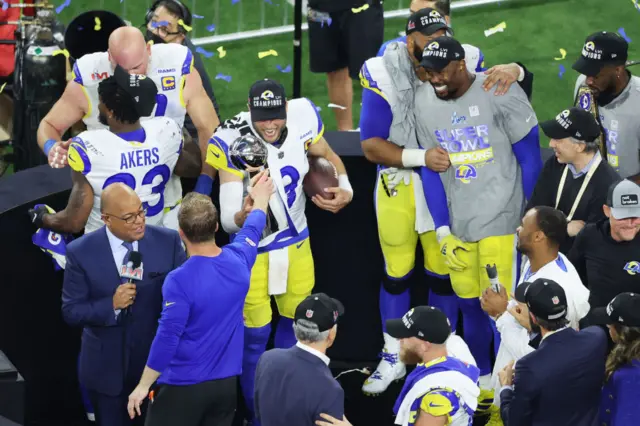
590, 292, 640, 327
419, 36, 465, 72
406, 8, 451, 36
294, 293, 344, 332
248, 79, 287, 122
112, 65, 158, 117
539, 107, 601, 142
606, 179, 640, 220
572, 31, 628, 77
386, 306, 451, 344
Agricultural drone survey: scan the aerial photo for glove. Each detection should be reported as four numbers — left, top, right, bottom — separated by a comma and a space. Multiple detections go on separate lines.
28, 204, 51, 228
380, 167, 412, 191
437, 228, 471, 272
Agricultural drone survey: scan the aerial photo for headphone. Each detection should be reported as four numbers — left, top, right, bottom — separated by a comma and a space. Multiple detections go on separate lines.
145, 0, 192, 34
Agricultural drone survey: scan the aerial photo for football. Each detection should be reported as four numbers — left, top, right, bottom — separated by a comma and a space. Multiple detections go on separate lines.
303, 156, 339, 200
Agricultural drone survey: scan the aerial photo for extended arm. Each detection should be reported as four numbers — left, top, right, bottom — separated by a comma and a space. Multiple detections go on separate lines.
174, 135, 202, 178
219, 170, 246, 234
42, 170, 94, 234
512, 126, 543, 201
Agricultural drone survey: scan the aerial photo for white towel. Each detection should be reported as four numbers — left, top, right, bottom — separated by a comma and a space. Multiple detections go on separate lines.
412, 172, 435, 234
268, 247, 289, 295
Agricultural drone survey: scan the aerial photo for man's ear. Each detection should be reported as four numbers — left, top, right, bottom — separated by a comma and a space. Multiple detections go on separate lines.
603, 204, 611, 218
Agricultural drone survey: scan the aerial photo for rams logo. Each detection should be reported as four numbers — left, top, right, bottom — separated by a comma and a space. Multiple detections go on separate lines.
161, 76, 176, 91
624, 261, 640, 275
427, 41, 440, 50
68, 142, 92, 175
260, 90, 274, 100
579, 93, 592, 110
48, 232, 62, 246
429, 10, 441, 18
560, 109, 570, 118
584, 41, 596, 51
455, 165, 477, 184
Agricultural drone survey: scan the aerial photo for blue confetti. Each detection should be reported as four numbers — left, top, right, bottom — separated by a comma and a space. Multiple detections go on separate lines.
276, 64, 292, 73
1, 1, 8, 11
207, 24, 216, 32
151, 20, 170, 28
618, 27, 632, 44
264, 0, 273, 3
315, 106, 322, 112
193, 14, 204, 19
196, 47, 215, 58
558, 64, 565, 79
55, 0, 71, 14
215, 73, 232, 82
321, 18, 332, 28
232, 0, 240, 4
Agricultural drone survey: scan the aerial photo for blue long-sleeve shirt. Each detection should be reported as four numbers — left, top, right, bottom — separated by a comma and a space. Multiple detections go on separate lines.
146, 210, 267, 385
600, 360, 640, 426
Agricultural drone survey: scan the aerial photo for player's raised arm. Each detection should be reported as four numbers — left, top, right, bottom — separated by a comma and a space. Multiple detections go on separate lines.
36, 79, 89, 167
183, 68, 221, 186
33, 170, 94, 234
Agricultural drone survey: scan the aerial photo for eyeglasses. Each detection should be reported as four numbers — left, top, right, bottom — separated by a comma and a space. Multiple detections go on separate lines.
150, 21, 181, 38
104, 208, 147, 224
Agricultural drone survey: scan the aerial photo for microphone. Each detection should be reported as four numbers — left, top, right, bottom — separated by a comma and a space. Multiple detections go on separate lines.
485, 264, 501, 293
120, 251, 143, 314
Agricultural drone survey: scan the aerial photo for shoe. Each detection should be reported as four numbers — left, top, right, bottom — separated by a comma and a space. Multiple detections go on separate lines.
362, 333, 406, 395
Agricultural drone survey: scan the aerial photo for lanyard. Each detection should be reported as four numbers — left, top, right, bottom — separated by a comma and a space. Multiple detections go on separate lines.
555, 154, 602, 221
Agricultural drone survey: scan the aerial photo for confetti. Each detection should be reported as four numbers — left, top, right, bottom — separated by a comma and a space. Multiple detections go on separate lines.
94, 17, 102, 31
193, 14, 204, 19
196, 47, 214, 58
1, 1, 8, 12
232, 0, 240, 3
207, 24, 216, 32
276, 64, 292, 73
258, 49, 278, 59
554, 48, 567, 61
217, 46, 227, 58
484, 21, 506, 38
328, 103, 347, 110
264, 0, 273, 3
558, 64, 565, 79
618, 27, 632, 43
352, 4, 369, 13
178, 19, 192, 32
633, 0, 640, 10
55, 0, 70, 14
151, 21, 169, 29
53, 49, 70, 58
321, 18, 332, 28
0, 82, 6, 94
215, 73, 232, 82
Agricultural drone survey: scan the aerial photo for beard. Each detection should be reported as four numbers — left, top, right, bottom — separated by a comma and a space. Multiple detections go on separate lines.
98, 111, 109, 126
399, 346, 422, 365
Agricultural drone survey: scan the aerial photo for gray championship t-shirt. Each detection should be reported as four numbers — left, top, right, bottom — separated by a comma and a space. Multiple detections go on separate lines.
574, 74, 640, 178
415, 74, 538, 242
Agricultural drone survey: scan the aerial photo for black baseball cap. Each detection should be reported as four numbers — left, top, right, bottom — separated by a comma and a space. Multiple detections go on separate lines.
572, 31, 628, 77
112, 65, 158, 117
539, 107, 601, 143
590, 292, 640, 327
386, 306, 451, 344
606, 179, 640, 219
514, 278, 568, 321
406, 8, 452, 37
294, 293, 344, 332
419, 36, 465, 72
248, 79, 287, 122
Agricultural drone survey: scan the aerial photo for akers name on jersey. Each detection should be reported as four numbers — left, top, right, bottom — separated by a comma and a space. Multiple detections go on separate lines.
68, 117, 183, 234
212, 98, 324, 251
72, 43, 194, 131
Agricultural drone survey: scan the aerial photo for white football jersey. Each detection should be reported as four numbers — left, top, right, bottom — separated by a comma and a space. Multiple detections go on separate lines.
212, 98, 324, 252
67, 117, 183, 234
71, 43, 194, 213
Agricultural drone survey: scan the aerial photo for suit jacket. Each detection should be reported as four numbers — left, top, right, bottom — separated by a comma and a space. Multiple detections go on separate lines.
62, 225, 186, 397
500, 327, 607, 426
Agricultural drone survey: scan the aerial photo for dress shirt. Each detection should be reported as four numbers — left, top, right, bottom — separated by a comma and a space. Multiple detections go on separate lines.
567, 151, 600, 178
296, 342, 330, 366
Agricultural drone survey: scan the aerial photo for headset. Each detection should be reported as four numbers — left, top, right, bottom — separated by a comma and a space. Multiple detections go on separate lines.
145, 0, 192, 34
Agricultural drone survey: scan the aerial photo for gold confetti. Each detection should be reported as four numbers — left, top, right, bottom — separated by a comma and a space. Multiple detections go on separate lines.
53, 49, 70, 58
0, 82, 6, 94
178, 19, 192, 32
94, 17, 102, 31
554, 48, 567, 61
258, 49, 278, 59
217, 46, 227, 58
352, 4, 369, 13
484, 21, 506, 37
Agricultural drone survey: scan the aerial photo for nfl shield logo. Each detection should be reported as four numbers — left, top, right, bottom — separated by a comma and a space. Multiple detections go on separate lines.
551, 296, 559, 305
306, 309, 314, 318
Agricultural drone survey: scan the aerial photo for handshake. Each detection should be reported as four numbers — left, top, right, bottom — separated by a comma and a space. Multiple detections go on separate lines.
233, 169, 274, 228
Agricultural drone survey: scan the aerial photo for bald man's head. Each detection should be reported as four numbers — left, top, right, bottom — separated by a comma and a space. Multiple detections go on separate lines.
101, 183, 140, 214
108, 27, 150, 74
101, 183, 146, 241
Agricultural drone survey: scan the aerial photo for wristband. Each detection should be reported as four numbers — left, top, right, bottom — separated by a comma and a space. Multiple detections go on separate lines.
401, 149, 427, 168
43, 139, 56, 157
517, 65, 525, 82
194, 174, 214, 195
435, 226, 452, 243
338, 174, 353, 194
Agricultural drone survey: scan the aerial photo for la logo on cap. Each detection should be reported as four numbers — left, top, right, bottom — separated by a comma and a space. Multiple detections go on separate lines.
261, 90, 274, 100
582, 41, 602, 60
427, 41, 440, 50
429, 10, 441, 18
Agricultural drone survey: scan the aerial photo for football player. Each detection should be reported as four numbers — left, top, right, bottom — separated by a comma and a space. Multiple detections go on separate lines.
359, 5, 532, 400
414, 35, 542, 422
36, 26, 216, 230
213, 79, 353, 426
29, 66, 199, 235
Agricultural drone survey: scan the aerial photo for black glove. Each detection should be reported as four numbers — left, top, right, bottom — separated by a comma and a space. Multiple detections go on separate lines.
28, 205, 49, 228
